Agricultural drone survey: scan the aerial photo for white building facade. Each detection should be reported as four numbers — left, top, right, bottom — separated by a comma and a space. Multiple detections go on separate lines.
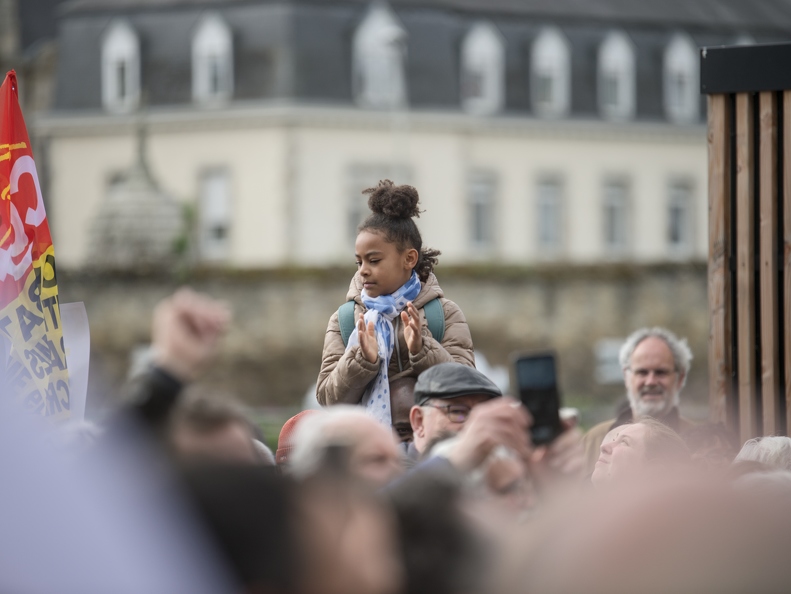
38, 0, 787, 270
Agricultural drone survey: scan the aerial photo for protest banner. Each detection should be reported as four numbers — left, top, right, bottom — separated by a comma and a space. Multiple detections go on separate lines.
0, 70, 70, 420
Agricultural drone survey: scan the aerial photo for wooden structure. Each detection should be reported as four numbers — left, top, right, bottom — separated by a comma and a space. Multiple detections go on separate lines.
702, 43, 791, 443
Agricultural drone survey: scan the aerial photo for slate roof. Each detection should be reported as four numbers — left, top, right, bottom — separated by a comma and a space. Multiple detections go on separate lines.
53, 0, 791, 120
18, 0, 67, 52
61, 0, 791, 30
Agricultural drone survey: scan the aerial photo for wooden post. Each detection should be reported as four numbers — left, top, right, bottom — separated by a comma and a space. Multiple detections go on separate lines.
708, 94, 733, 426
704, 44, 791, 440
736, 92, 758, 443
759, 92, 780, 435
784, 91, 791, 434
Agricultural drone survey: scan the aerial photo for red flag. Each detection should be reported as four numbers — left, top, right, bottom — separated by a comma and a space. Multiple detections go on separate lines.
0, 70, 69, 419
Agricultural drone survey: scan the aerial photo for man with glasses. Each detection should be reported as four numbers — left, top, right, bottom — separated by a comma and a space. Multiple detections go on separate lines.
582, 327, 696, 476
404, 362, 532, 470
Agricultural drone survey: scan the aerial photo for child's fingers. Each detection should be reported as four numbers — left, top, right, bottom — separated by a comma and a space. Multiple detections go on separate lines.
410, 304, 421, 328
408, 302, 420, 322
401, 311, 413, 331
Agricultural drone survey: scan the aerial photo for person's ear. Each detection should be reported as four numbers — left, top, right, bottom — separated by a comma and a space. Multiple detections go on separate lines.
404, 248, 419, 270
676, 369, 686, 390
409, 405, 424, 436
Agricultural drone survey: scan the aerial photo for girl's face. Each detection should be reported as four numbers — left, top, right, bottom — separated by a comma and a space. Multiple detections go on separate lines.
591, 424, 649, 488
355, 230, 418, 298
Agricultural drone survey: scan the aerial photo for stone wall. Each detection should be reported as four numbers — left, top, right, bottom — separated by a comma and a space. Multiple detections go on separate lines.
59, 263, 709, 416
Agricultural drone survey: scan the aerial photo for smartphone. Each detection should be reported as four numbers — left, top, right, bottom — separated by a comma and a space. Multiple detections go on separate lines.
511, 351, 564, 445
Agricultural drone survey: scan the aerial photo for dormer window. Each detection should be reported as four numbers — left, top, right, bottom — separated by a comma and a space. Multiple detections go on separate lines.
598, 31, 635, 121
460, 22, 505, 116
101, 20, 140, 113
192, 14, 233, 104
664, 33, 699, 124
353, 1, 407, 109
530, 27, 570, 118
733, 34, 755, 46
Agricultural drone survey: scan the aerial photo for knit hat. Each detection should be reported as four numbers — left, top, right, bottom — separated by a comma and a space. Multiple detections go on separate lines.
276, 410, 320, 465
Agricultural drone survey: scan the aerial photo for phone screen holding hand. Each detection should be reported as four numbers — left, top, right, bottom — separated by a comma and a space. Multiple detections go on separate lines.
513, 352, 564, 445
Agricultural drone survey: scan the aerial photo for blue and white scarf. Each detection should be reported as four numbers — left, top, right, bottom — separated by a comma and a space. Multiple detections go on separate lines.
346, 271, 422, 425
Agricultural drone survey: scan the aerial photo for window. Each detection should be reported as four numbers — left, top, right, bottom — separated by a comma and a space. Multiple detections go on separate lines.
101, 20, 140, 112
346, 164, 412, 243
595, 338, 625, 384
192, 14, 234, 104
602, 179, 629, 254
352, 2, 407, 109
667, 180, 693, 254
461, 21, 505, 115
536, 177, 563, 254
598, 31, 635, 121
199, 169, 232, 262
664, 33, 699, 124
530, 27, 571, 118
468, 172, 497, 250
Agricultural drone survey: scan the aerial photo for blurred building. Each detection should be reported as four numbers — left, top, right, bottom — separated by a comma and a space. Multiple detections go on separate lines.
34, 0, 791, 269
0, 0, 64, 115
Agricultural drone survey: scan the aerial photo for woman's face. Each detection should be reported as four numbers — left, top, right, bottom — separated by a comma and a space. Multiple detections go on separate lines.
591, 424, 649, 488
355, 230, 416, 297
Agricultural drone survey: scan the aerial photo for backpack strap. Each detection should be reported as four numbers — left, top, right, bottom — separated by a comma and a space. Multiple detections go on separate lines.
338, 297, 446, 347
423, 298, 445, 344
338, 300, 357, 347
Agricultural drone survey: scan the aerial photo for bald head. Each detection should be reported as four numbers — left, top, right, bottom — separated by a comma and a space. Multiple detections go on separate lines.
290, 406, 404, 488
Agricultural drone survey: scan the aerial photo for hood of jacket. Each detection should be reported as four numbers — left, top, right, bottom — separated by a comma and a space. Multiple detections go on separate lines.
346, 272, 444, 308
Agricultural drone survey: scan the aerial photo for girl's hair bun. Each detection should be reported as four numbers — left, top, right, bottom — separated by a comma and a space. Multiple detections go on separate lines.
363, 179, 422, 219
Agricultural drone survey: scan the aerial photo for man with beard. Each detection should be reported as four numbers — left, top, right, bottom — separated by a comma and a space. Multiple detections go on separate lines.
582, 327, 696, 477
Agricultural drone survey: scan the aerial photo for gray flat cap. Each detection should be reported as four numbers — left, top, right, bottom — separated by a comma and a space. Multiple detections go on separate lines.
414, 363, 501, 405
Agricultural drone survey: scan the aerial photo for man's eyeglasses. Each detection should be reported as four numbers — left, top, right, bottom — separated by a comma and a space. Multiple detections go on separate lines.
422, 403, 472, 423
627, 367, 676, 379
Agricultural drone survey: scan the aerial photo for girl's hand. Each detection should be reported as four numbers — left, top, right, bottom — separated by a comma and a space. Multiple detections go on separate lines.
401, 302, 423, 355
357, 314, 379, 363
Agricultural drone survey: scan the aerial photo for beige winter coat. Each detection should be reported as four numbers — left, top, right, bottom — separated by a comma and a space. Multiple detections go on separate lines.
316, 272, 475, 406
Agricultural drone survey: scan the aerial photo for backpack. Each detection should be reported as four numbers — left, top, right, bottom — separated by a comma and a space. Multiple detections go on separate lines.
338, 298, 446, 347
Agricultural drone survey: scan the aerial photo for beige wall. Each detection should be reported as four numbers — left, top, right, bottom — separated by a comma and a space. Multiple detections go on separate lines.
48, 127, 292, 267
49, 135, 136, 267
40, 107, 707, 269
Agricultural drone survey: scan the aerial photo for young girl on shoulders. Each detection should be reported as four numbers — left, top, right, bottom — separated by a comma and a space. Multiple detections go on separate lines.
316, 180, 475, 424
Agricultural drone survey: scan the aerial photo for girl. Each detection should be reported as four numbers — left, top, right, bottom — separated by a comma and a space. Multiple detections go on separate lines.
316, 180, 475, 425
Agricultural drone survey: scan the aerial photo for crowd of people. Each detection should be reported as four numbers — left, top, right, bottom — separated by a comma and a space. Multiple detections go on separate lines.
5, 181, 791, 593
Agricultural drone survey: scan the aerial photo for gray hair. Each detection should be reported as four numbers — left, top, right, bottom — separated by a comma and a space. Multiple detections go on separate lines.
735, 436, 791, 472
288, 405, 379, 479
619, 327, 693, 386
